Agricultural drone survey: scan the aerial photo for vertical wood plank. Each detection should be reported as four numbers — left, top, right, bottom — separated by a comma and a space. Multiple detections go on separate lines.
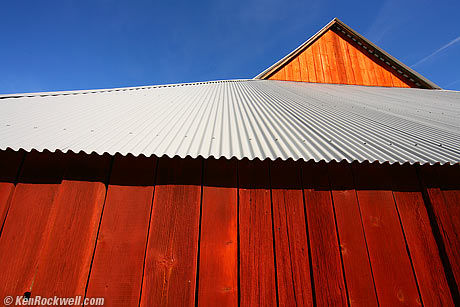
361, 52, 379, 86
338, 36, 356, 85
324, 31, 340, 84
302, 162, 348, 306
85, 155, 156, 306
311, 42, 325, 83
375, 62, 387, 86
239, 159, 277, 306
419, 164, 460, 293
346, 42, 364, 85
271, 160, 314, 306
31, 153, 111, 297
0, 150, 24, 233
330, 31, 348, 84
438, 164, 460, 292
358, 50, 373, 86
285, 62, 294, 81
373, 58, 387, 86
353, 162, 422, 306
379, 64, 394, 87
305, 47, 317, 83
318, 37, 332, 84
140, 157, 202, 307
390, 164, 454, 306
265, 28, 421, 88
0, 152, 65, 299
336, 35, 356, 84
198, 158, 238, 307
298, 50, 309, 82
292, 57, 302, 81
328, 162, 379, 306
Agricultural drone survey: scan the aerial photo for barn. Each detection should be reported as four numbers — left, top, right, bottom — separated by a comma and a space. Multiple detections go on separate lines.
0, 18, 459, 306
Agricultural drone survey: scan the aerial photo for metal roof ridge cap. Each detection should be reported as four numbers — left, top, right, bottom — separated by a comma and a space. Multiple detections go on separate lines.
0, 79, 256, 100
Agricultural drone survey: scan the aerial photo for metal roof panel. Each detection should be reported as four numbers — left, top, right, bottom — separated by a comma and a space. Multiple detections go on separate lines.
1, 80, 459, 164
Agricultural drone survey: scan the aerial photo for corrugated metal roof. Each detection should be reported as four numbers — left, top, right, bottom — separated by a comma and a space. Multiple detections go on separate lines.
1, 80, 459, 164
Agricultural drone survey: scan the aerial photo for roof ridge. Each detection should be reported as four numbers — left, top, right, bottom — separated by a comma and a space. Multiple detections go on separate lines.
0, 79, 255, 100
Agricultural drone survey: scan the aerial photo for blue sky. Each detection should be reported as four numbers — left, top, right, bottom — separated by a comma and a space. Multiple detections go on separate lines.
1, 0, 459, 94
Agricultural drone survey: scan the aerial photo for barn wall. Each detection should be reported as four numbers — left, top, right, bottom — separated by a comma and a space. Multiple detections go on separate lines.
0, 149, 459, 306
267, 29, 416, 88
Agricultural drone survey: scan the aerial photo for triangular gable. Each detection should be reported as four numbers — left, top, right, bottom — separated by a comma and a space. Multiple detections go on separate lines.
255, 18, 440, 89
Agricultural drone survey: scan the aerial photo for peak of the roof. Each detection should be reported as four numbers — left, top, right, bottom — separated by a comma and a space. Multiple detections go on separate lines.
0, 79, 253, 100
255, 18, 440, 90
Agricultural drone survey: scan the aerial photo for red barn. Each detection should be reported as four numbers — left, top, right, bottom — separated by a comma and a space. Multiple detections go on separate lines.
0, 18, 459, 306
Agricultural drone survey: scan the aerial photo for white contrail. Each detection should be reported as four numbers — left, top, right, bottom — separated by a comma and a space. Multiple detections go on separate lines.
444, 79, 460, 88
411, 36, 460, 68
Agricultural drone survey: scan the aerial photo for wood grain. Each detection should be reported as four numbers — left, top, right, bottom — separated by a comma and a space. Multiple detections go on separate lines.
438, 164, 460, 288
0, 152, 65, 299
140, 157, 202, 307
85, 155, 156, 306
353, 163, 422, 306
30, 153, 111, 297
197, 158, 238, 307
311, 41, 325, 83
338, 36, 356, 84
298, 50, 309, 82
239, 159, 277, 306
271, 160, 314, 306
328, 162, 378, 306
302, 162, 348, 306
346, 41, 364, 85
318, 37, 332, 84
390, 164, 454, 306
330, 32, 348, 84
267, 29, 415, 88
285, 62, 294, 81
292, 57, 301, 83
324, 31, 339, 84
305, 47, 317, 82
418, 164, 460, 294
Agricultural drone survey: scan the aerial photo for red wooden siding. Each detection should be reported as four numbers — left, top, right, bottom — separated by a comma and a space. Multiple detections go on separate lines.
140, 157, 202, 307
31, 153, 111, 298
238, 160, 277, 306
0, 149, 459, 306
328, 162, 379, 306
0, 152, 65, 299
268, 29, 416, 88
198, 158, 238, 306
353, 163, 421, 306
86, 155, 156, 306
302, 162, 348, 305
271, 160, 313, 306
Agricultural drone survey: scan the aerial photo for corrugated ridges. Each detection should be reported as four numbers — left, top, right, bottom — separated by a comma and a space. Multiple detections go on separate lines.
1, 80, 459, 164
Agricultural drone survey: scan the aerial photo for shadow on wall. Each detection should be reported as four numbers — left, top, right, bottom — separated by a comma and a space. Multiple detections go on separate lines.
1, 149, 458, 191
